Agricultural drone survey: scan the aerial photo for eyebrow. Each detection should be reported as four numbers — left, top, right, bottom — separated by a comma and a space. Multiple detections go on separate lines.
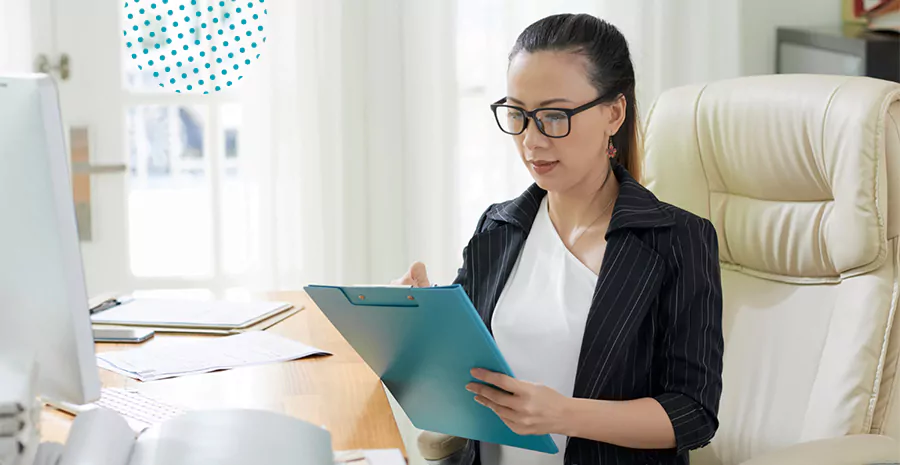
507, 97, 572, 107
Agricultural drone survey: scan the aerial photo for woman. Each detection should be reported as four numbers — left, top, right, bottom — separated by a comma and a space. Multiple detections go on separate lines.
397, 14, 723, 465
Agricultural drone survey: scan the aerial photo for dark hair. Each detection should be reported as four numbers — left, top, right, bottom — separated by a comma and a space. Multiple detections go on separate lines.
509, 14, 642, 182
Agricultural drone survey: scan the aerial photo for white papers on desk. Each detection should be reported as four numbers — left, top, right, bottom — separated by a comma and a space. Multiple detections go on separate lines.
96, 331, 331, 382
91, 298, 293, 329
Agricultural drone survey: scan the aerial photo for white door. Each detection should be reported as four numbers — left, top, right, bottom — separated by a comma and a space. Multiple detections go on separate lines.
34, 0, 257, 297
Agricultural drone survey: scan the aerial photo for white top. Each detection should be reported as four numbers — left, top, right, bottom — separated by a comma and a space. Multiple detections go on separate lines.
480, 197, 598, 465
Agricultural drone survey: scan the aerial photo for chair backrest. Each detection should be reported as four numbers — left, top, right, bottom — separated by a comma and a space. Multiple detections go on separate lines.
643, 75, 900, 465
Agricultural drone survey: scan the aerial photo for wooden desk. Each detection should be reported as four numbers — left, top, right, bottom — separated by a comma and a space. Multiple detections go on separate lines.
39, 291, 406, 454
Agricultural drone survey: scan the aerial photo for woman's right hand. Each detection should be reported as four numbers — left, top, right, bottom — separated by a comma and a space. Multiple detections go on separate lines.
393, 262, 431, 287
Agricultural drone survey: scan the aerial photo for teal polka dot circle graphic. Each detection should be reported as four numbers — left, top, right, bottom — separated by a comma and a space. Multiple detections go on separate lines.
123, 0, 267, 93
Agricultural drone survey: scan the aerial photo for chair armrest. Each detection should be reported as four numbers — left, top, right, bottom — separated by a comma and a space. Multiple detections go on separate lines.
740, 435, 900, 465
417, 431, 467, 461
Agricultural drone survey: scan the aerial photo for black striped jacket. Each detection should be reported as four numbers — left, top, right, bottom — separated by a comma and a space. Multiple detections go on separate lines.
453, 162, 724, 465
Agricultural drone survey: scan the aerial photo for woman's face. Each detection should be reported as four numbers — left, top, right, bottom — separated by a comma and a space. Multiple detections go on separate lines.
506, 51, 624, 193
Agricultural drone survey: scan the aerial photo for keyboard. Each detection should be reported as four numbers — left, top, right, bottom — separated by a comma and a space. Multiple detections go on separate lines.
92, 388, 185, 432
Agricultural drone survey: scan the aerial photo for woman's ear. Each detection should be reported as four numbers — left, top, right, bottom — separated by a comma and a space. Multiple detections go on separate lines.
607, 95, 627, 136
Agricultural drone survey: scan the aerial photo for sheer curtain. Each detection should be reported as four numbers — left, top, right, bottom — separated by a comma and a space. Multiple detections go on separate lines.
240, 0, 458, 290
0, 0, 33, 72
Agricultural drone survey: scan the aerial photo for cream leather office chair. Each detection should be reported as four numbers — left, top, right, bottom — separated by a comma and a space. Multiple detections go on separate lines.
643, 74, 900, 465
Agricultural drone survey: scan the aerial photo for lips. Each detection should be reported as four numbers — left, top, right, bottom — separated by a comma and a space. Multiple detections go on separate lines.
530, 160, 558, 175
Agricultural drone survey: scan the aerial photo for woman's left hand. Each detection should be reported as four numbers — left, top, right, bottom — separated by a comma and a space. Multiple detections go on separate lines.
466, 368, 570, 436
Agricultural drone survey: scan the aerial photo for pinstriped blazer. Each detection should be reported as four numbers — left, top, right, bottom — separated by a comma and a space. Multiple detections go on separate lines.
453, 162, 724, 465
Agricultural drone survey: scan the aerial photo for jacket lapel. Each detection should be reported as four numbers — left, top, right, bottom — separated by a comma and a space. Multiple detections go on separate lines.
572, 230, 665, 398
573, 164, 676, 398
463, 226, 525, 334
462, 184, 544, 334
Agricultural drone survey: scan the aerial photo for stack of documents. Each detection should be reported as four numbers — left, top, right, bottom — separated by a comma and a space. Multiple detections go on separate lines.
97, 332, 331, 382
91, 297, 296, 332
0, 358, 40, 465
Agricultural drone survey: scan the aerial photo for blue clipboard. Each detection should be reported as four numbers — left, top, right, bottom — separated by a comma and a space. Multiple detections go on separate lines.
304, 284, 559, 455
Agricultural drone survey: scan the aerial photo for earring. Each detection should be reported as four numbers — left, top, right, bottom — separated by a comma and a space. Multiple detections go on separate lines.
607, 136, 617, 158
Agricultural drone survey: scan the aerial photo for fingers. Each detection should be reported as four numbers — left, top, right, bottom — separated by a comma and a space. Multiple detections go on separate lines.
467, 382, 517, 409
474, 395, 523, 423
409, 261, 430, 287
391, 274, 414, 286
471, 368, 518, 393
391, 262, 430, 287
390, 276, 412, 285
475, 396, 536, 436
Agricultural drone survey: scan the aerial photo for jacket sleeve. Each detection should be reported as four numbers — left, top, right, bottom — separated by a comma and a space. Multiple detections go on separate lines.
653, 217, 724, 454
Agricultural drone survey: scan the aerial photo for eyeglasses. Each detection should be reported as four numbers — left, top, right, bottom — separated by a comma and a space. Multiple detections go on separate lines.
490, 91, 620, 138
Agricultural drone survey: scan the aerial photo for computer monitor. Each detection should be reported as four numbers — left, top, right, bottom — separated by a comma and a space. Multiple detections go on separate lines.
0, 74, 101, 405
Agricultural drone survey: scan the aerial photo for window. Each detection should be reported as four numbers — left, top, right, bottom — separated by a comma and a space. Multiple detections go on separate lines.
122, 0, 254, 288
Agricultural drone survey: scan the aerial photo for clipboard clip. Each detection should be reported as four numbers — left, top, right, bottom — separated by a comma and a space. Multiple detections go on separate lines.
338, 287, 420, 307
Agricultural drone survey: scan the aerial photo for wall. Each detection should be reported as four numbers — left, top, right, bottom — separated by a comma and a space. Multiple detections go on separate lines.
633, 0, 842, 108
0, 0, 33, 72
636, 0, 744, 108
740, 0, 842, 76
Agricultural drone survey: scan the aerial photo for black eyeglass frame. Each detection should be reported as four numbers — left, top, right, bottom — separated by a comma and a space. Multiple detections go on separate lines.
490, 90, 621, 138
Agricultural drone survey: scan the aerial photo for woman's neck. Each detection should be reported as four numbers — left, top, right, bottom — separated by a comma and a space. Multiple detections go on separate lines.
547, 163, 620, 229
